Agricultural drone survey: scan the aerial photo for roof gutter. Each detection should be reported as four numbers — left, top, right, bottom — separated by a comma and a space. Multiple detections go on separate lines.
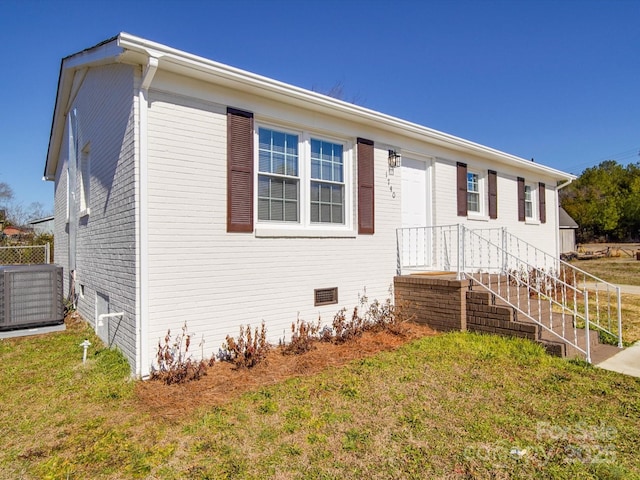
115, 32, 573, 182
46, 32, 576, 184
557, 178, 574, 190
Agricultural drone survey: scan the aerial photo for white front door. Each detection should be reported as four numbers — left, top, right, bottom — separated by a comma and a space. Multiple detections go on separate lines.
401, 158, 430, 267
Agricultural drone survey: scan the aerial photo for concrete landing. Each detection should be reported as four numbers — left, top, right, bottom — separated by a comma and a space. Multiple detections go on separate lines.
596, 342, 640, 378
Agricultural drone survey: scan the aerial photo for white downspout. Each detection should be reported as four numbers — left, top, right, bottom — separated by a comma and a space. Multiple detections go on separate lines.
136, 55, 158, 378
556, 179, 573, 191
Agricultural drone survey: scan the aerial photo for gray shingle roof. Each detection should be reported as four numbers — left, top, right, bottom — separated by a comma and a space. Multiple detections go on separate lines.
559, 207, 578, 228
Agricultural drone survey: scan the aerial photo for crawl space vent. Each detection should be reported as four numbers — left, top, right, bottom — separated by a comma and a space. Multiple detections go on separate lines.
314, 287, 338, 306
0, 264, 64, 331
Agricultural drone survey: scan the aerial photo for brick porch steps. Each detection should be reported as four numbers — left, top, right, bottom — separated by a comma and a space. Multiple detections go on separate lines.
394, 274, 622, 364
467, 274, 621, 363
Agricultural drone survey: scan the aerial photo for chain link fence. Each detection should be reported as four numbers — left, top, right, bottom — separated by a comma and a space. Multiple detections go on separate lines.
0, 244, 50, 265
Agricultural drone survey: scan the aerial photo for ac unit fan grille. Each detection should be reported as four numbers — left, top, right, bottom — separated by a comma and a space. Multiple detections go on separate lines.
0, 264, 64, 331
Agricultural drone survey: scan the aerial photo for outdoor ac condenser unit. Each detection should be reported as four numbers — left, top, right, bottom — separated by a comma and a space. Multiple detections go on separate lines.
0, 264, 64, 331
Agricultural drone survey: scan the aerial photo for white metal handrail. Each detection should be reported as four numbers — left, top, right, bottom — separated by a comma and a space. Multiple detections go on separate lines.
464, 228, 592, 361
499, 230, 622, 348
396, 225, 623, 360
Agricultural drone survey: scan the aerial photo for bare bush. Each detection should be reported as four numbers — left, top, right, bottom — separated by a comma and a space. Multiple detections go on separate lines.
221, 321, 270, 368
151, 322, 209, 384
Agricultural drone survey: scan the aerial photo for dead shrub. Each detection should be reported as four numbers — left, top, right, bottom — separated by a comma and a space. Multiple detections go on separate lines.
151, 322, 209, 384
280, 316, 321, 355
332, 306, 367, 343
221, 321, 270, 368
332, 294, 409, 342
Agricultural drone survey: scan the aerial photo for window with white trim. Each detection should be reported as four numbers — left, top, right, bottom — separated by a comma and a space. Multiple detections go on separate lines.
467, 172, 480, 214
524, 183, 535, 219
79, 143, 91, 216
310, 139, 344, 224
256, 124, 350, 228
258, 128, 299, 222
65, 167, 70, 222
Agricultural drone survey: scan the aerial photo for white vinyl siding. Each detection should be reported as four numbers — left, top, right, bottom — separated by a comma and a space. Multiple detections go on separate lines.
432, 159, 559, 255
146, 82, 399, 367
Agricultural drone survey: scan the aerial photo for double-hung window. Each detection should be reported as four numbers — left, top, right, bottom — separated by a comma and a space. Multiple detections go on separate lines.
310, 139, 344, 224
257, 125, 349, 229
524, 184, 535, 219
517, 177, 544, 223
258, 128, 299, 222
79, 143, 91, 216
467, 172, 480, 214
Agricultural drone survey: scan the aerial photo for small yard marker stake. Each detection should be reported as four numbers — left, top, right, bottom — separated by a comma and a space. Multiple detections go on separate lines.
80, 339, 91, 364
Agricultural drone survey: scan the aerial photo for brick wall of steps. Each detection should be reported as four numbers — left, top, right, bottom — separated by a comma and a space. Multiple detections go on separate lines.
394, 274, 621, 364
466, 274, 621, 363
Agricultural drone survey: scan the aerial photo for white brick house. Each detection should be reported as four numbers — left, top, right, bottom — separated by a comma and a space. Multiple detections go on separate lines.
44, 33, 574, 376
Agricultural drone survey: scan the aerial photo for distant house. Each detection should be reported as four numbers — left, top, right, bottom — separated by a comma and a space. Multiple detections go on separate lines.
44, 33, 575, 376
2, 225, 33, 241
29, 216, 55, 236
559, 207, 578, 253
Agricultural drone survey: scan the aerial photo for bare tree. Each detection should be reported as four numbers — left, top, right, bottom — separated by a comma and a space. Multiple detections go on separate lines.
311, 80, 365, 106
0, 181, 13, 203
0, 182, 51, 227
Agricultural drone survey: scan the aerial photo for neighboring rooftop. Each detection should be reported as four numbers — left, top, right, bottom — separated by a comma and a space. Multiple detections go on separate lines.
559, 207, 579, 229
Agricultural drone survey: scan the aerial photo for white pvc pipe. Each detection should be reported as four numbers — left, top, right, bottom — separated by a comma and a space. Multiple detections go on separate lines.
97, 312, 125, 327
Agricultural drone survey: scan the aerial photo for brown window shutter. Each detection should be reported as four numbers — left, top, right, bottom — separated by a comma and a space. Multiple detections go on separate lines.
227, 107, 254, 233
457, 162, 467, 217
517, 177, 525, 222
488, 170, 497, 219
357, 138, 375, 234
538, 182, 546, 223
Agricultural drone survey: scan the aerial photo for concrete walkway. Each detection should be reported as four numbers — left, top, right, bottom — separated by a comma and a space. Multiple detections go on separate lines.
582, 283, 640, 295
596, 342, 640, 378
582, 283, 640, 377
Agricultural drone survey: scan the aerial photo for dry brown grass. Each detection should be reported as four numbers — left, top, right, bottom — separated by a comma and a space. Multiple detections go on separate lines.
620, 293, 640, 343
568, 252, 640, 343
572, 243, 640, 286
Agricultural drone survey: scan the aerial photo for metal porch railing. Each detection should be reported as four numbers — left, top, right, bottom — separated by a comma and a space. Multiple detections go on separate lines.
396, 225, 623, 362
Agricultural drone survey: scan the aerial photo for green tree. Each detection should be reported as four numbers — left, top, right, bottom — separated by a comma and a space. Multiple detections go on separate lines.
561, 160, 640, 241
620, 164, 640, 239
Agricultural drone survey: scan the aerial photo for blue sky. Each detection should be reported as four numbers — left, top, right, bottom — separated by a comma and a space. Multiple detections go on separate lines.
0, 0, 638, 214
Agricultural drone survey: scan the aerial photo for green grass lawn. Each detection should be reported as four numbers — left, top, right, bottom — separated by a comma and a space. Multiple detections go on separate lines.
1, 320, 639, 479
